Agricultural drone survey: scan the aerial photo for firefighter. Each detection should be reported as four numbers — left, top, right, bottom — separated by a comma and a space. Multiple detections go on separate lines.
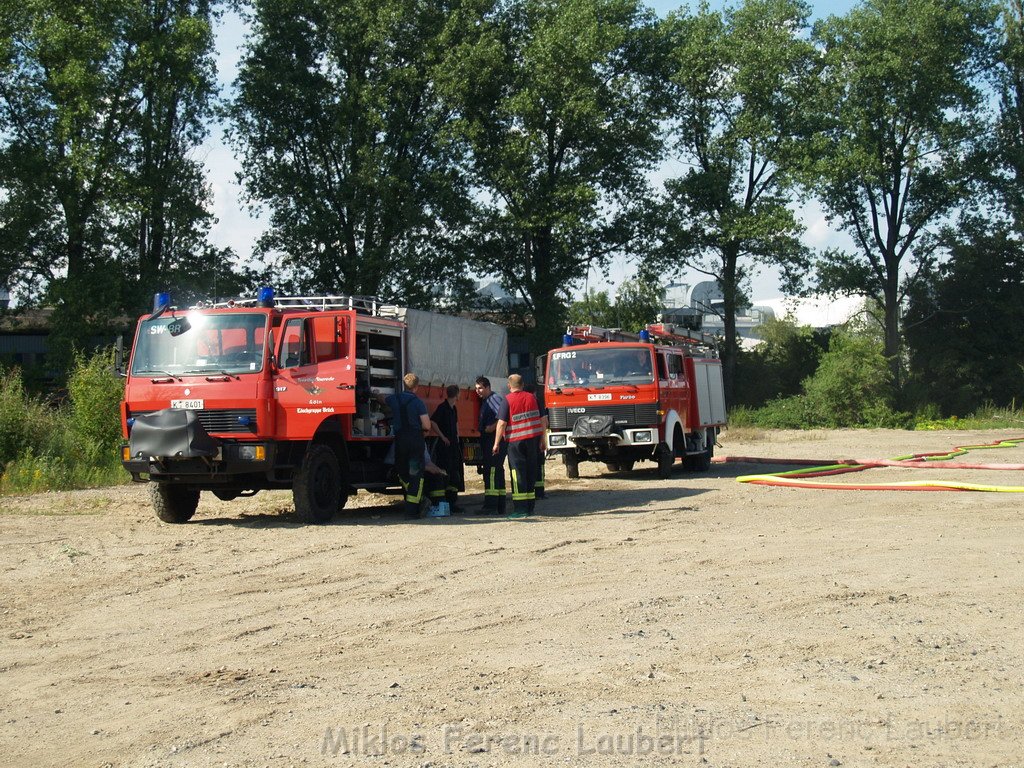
430, 384, 465, 513
386, 373, 432, 518
493, 374, 543, 518
475, 375, 506, 513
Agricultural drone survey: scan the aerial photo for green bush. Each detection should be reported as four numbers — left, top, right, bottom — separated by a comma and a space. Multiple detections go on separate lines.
801, 332, 894, 427
0, 368, 61, 469
730, 331, 913, 429
67, 348, 124, 449
0, 350, 128, 496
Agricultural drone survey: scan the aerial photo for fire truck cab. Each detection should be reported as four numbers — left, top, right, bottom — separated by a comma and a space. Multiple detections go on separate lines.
544, 324, 726, 479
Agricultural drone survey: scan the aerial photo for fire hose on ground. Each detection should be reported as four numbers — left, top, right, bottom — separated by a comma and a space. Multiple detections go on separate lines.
713, 436, 1024, 492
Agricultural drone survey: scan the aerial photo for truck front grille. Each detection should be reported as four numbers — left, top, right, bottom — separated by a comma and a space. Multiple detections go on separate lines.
130, 409, 258, 434
548, 403, 658, 430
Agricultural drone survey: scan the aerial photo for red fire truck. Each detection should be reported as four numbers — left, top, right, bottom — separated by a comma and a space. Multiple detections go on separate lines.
119, 291, 507, 524
543, 323, 726, 478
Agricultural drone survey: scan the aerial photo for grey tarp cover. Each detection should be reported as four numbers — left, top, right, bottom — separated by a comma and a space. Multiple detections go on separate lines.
393, 308, 508, 389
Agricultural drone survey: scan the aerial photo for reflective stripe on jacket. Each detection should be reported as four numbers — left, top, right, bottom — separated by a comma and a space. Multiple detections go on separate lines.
505, 390, 543, 442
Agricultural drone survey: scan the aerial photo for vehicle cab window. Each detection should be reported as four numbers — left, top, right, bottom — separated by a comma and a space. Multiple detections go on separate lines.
666, 353, 683, 380
280, 318, 311, 368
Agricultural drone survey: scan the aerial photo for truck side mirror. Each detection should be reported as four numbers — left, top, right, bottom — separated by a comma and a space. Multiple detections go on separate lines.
535, 353, 546, 384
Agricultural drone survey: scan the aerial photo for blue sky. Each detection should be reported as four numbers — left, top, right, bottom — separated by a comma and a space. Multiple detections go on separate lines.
204, 0, 859, 302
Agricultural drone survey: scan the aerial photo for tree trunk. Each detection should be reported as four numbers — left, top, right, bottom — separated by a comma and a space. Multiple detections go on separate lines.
883, 276, 902, 394
720, 242, 740, 407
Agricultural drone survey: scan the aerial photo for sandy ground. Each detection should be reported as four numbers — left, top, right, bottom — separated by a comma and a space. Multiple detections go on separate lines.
1, 427, 1023, 768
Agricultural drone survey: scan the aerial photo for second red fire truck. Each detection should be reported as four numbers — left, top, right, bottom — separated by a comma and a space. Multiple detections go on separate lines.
543, 323, 727, 479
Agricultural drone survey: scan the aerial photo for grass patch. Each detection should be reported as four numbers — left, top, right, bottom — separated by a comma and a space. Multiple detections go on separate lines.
720, 425, 768, 442
914, 405, 1024, 431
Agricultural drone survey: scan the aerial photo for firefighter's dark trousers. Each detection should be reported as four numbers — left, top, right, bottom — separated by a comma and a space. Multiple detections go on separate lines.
535, 442, 546, 499
395, 431, 425, 518
507, 438, 538, 516
480, 438, 507, 510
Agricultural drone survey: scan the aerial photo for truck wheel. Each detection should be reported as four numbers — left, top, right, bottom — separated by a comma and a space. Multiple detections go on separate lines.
685, 428, 714, 472
656, 443, 674, 479
564, 452, 580, 479
293, 443, 341, 524
151, 484, 200, 523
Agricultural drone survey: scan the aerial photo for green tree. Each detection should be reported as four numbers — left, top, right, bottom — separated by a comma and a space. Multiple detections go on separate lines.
565, 275, 664, 332
0, 0, 220, 359
613, 274, 665, 333
655, 0, 815, 406
444, 0, 668, 353
566, 289, 616, 328
228, 0, 481, 308
904, 218, 1024, 413
805, 0, 998, 391
733, 317, 828, 406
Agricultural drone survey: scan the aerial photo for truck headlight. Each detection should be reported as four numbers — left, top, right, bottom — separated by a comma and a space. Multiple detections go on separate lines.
549, 434, 567, 447
632, 430, 653, 443
238, 444, 267, 461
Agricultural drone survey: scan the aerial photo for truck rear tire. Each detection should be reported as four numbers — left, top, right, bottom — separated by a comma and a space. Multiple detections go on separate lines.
293, 443, 341, 524
151, 484, 200, 523
684, 428, 715, 472
656, 443, 674, 479
564, 452, 580, 479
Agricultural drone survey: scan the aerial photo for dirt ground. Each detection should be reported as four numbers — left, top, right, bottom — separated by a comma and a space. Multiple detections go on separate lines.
1, 428, 1023, 768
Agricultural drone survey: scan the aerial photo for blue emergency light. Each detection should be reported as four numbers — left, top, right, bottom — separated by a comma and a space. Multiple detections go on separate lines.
562, 333, 573, 346
153, 292, 171, 313
257, 286, 275, 308
639, 329, 650, 342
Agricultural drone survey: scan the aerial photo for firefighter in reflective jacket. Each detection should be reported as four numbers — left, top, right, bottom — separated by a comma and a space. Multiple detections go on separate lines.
493, 374, 543, 518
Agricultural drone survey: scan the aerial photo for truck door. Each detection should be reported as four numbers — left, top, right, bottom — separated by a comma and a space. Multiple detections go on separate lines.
275, 314, 357, 439
658, 350, 689, 429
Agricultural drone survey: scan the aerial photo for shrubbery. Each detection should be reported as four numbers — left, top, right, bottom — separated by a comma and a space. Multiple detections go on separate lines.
731, 330, 912, 429
0, 349, 126, 495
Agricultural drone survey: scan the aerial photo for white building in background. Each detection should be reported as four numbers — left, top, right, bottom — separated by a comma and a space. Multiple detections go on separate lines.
660, 280, 863, 347
0, 287, 10, 310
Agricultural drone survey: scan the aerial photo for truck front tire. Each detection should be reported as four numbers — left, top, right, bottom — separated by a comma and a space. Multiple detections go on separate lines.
151, 484, 200, 523
656, 443, 674, 479
293, 443, 341, 524
564, 452, 580, 479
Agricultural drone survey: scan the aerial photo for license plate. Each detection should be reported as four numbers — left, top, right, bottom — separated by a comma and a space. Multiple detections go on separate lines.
171, 399, 204, 410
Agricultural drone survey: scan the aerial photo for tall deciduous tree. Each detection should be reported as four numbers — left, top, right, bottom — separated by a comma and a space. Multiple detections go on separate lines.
656, 0, 815, 405
805, 0, 997, 390
0, 0, 219, 358
228, 0, 480, 307
444, 0, 667, 353
993, 0, 1024, 224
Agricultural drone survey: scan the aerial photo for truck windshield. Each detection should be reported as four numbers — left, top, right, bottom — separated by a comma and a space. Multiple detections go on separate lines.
547, 346, 654, 387
131, 312, 269, 376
